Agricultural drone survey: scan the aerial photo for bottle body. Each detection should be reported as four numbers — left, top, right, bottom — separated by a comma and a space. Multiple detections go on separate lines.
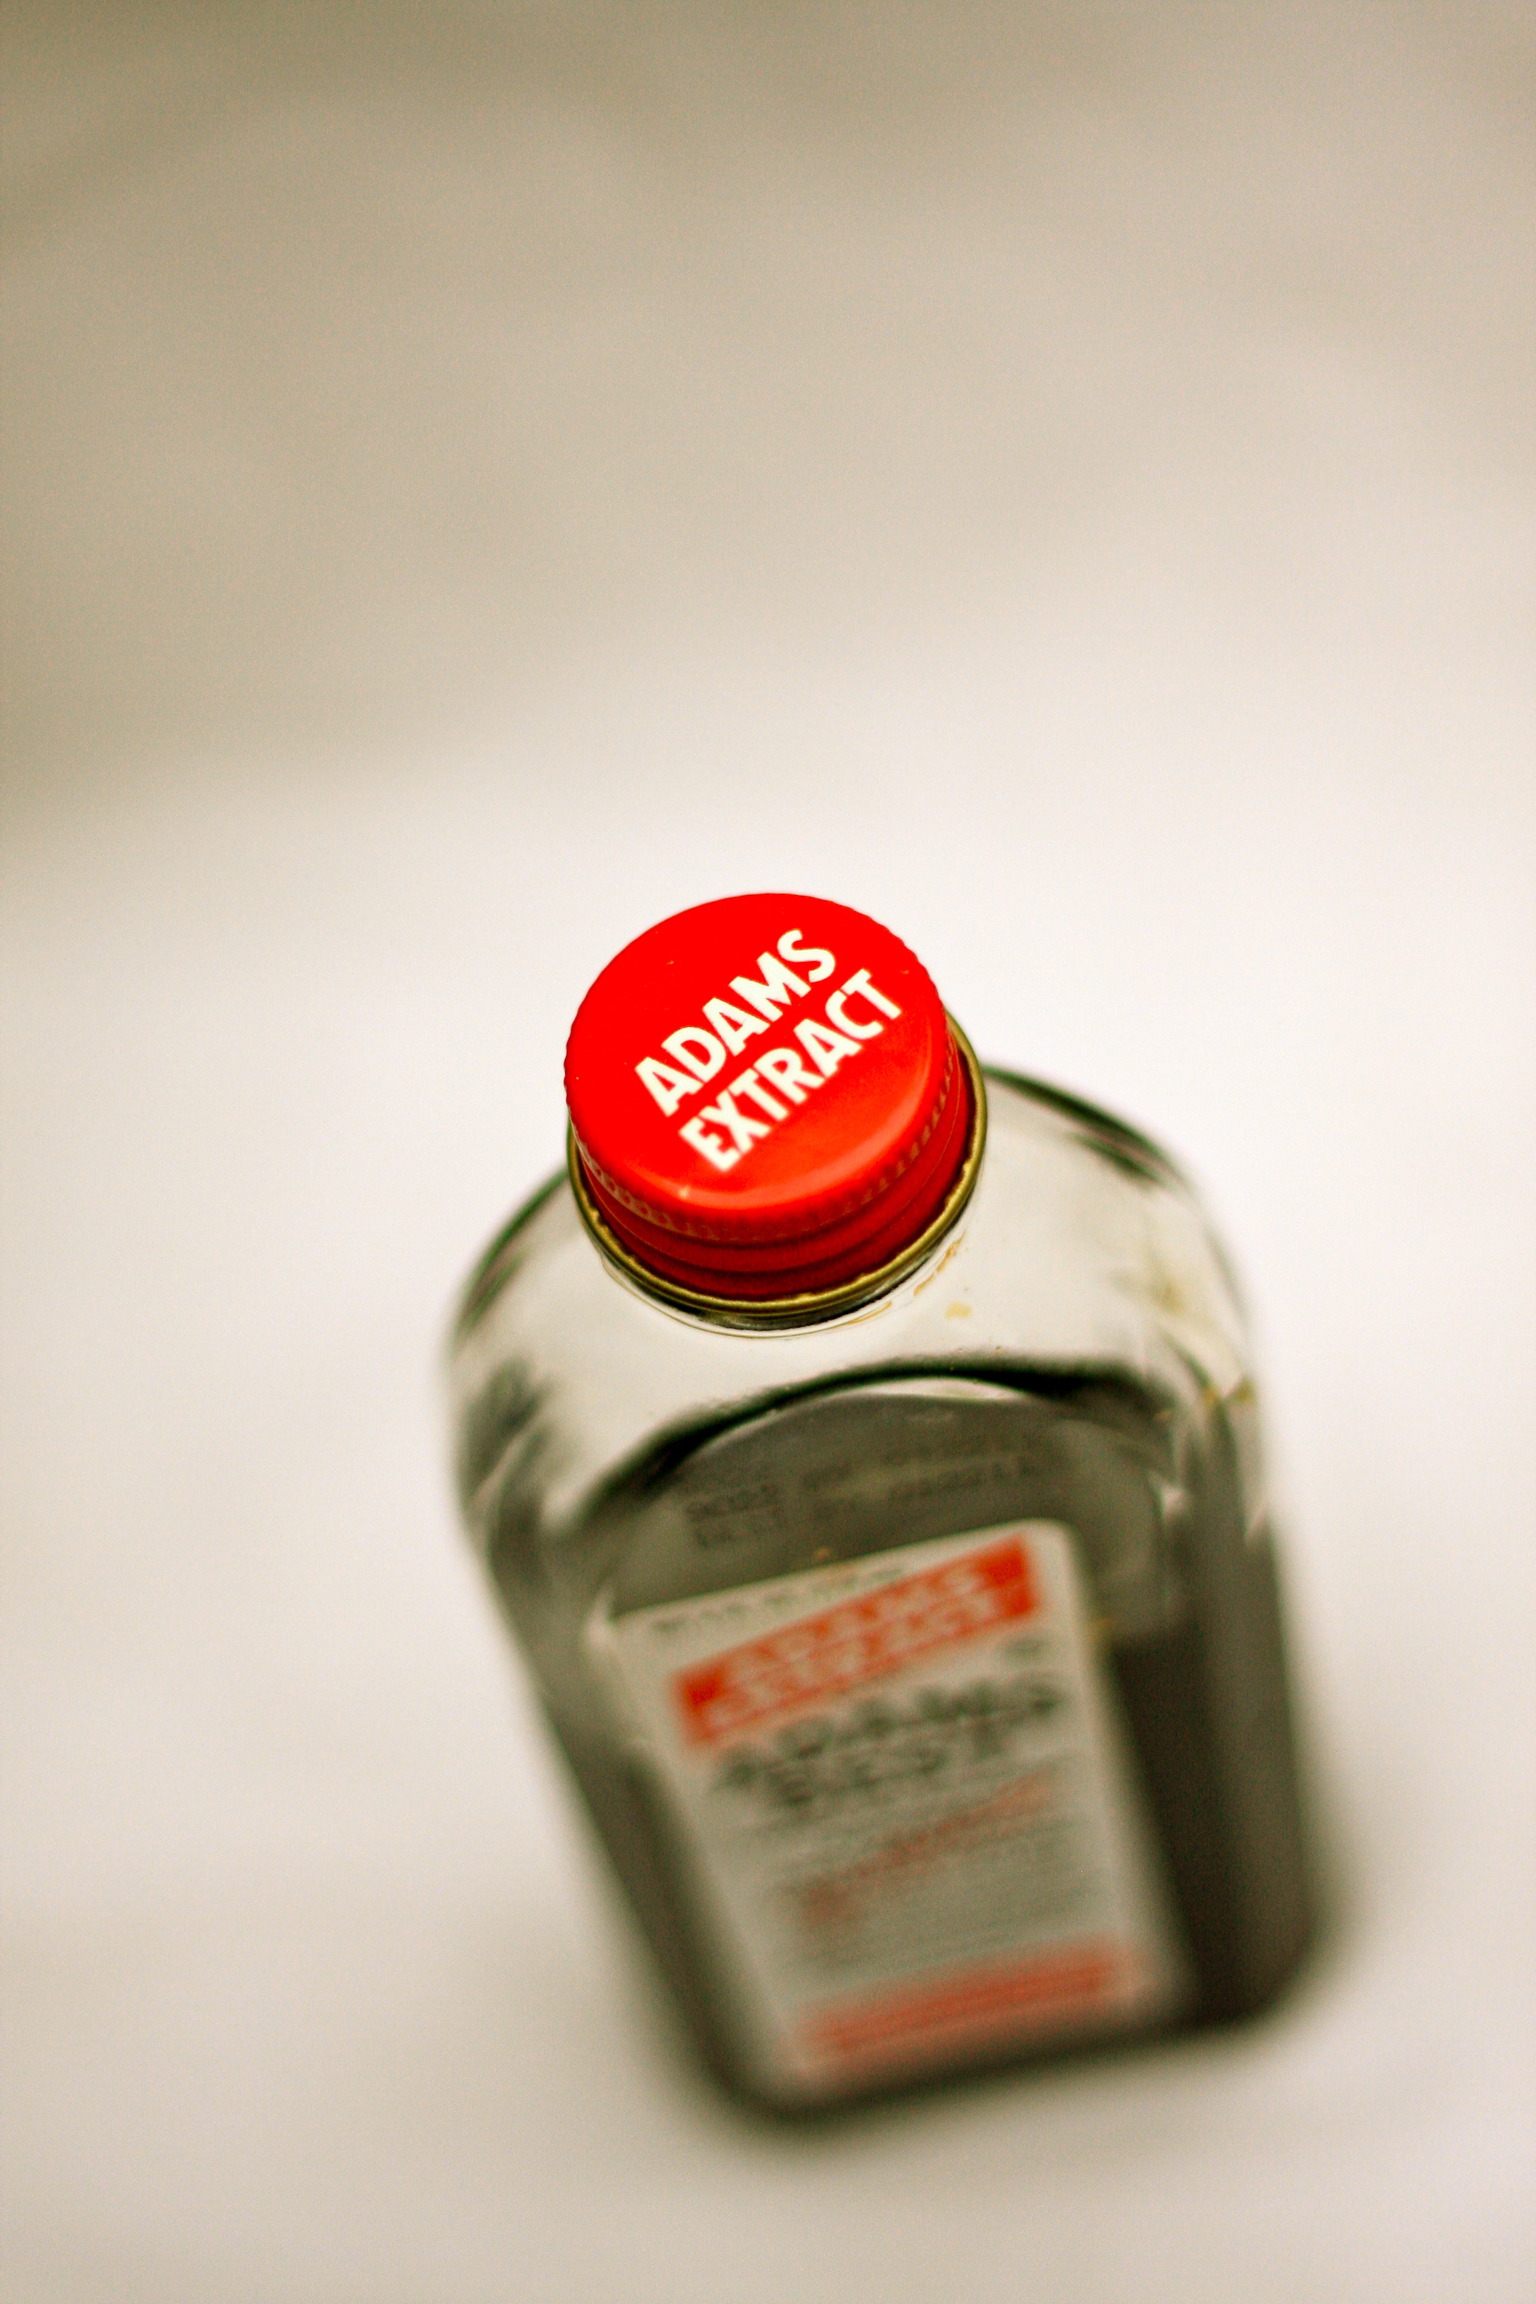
450, 1070, 1312, 2110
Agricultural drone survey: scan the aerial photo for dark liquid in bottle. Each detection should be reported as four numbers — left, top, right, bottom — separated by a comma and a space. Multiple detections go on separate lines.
481, 1364, 1313, 2107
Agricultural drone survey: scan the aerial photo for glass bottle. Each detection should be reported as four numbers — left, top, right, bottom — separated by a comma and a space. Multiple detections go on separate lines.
448, 895, 1312, 2111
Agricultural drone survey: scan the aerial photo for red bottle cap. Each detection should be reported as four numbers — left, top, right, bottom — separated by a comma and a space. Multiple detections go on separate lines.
565, 894, 976, 1302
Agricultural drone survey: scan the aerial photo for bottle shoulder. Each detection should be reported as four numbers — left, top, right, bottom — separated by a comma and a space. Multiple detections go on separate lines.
451, 1071, 1255, 1544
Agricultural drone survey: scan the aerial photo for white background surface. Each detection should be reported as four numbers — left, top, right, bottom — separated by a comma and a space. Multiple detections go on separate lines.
3, 7, 1533, 2300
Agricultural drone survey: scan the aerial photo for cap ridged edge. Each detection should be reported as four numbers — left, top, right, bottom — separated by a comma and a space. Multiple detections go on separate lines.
568, 1024, 988, 1329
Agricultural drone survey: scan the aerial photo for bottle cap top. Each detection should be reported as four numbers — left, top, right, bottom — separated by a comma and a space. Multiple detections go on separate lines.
564, 894, 975, 1302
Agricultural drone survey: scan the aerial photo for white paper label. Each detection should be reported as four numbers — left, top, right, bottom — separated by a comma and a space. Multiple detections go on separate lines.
603, 1522, 1187, 2093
